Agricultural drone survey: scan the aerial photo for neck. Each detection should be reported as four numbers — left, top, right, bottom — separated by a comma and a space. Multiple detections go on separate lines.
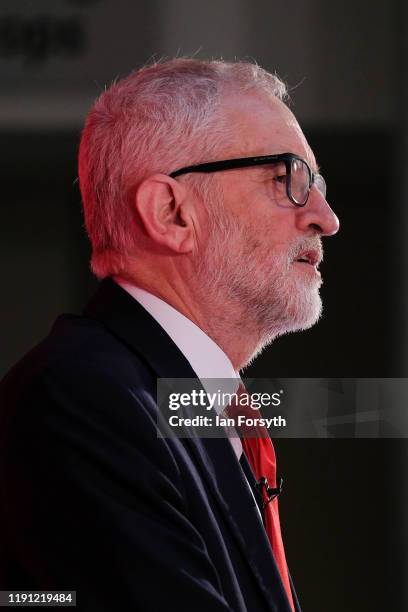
116, 264, 268, 371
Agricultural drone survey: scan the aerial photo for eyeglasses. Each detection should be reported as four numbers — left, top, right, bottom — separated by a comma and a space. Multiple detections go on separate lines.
169, 152, 326, 207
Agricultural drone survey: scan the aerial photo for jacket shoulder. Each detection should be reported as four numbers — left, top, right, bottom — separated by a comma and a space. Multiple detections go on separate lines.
1, 312, 155, 398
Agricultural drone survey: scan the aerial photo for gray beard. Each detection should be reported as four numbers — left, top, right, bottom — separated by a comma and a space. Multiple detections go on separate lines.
194, 214, 323, 364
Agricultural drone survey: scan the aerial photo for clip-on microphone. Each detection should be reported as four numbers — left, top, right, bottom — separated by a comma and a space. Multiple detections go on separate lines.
256, 476, 284, 508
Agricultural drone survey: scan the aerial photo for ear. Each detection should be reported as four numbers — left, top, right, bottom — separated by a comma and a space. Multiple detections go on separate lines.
134, 174, 196, 253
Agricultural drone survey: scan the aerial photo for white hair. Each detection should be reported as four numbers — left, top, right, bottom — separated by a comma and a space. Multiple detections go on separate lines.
78, 57, 288, 278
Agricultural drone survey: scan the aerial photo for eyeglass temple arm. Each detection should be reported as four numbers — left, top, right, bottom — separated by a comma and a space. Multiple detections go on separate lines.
169, 154, 288, 178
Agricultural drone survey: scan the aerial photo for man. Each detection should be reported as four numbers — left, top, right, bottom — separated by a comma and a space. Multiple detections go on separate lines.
0, 59, 339, 611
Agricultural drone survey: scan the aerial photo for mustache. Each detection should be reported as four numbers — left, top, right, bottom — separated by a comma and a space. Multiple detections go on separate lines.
288, 237, 324, 263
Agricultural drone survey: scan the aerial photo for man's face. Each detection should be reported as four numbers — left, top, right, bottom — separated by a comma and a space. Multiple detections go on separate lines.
194, 92, 339, 363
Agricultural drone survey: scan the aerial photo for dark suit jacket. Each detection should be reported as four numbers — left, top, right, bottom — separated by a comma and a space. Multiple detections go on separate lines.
0, 279, 301, 611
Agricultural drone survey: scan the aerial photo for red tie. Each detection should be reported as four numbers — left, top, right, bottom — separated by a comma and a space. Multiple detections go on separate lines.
228, 386, 295, 611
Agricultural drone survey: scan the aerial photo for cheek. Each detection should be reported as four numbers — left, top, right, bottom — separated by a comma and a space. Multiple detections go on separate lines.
245, 216, 294, 258
242, 232, 262, 256
266, 209, 299, 245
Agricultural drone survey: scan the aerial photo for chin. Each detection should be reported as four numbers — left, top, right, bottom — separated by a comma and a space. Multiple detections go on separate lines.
236, 288, 323, 369
258, 286, 323, 345
288, 288, 323, 331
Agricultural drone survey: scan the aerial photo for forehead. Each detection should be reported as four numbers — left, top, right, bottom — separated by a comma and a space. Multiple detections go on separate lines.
221, 92, 318, 172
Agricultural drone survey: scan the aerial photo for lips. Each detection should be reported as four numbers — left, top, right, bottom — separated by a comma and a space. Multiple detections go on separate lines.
294, 249, 321, 267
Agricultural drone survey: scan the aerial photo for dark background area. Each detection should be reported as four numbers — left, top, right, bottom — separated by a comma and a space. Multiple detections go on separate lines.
1, 1, 407, 610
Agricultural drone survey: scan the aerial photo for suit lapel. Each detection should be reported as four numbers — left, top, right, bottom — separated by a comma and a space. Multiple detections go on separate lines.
84, 279, 295, 612
184, 435, 294, 611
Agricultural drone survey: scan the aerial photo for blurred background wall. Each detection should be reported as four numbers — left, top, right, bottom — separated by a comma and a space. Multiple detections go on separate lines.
1, 1, 406, 610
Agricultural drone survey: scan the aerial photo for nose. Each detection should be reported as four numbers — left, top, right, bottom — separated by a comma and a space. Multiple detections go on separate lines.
296, 186, 340, 236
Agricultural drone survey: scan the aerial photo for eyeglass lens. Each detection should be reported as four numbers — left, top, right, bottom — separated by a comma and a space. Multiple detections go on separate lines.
290, 158, 326, 205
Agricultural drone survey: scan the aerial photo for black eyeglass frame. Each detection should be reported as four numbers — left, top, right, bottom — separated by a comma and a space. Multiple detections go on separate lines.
169, 152, 325, 207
